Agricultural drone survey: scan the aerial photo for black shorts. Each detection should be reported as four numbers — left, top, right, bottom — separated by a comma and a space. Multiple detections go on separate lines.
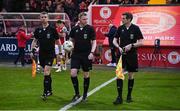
122, 52, 138, 72
71, 53, 92, 72
39, 56, 54, 68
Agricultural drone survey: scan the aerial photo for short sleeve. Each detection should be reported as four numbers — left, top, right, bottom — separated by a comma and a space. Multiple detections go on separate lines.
34, 29, 39, 39
69, 27, 75, 39
90, 26, 96, 40
114, 27, 121, 39
136, 26, 143, 40
53, 28, 59, 40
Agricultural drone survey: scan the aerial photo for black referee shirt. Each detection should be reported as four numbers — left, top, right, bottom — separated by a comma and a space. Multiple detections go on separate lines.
69, 24, 96, 54
115, 24, 143, 52
34, 25, 59, 57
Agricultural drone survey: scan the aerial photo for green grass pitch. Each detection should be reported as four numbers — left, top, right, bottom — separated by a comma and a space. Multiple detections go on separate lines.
0, 66, 180, 110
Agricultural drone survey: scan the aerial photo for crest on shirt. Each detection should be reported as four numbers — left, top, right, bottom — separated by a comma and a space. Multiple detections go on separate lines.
39, 30, 42, 33
130, 34, 134, 39
48, 62, 51, 65
122, 29, 124, 33
76, 29, 78, 33
84, 34, 87, 39
47, 33, 50, 39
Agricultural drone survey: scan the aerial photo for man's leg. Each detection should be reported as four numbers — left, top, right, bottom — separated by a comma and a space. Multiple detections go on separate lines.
71, 68, 80, 102
113, 78, 123, 105
127, 72, 134, 103
14, 49, 21, 65
82, 71, 90, 102
42, 65, 52, 99
111, 47, 116, 66
20, 48, 25, 66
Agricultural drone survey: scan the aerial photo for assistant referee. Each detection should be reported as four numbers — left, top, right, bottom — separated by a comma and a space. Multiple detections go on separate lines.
113, 12, 144, 104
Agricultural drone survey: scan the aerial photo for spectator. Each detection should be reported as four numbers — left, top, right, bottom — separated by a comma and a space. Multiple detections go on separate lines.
45, 0, 55, 12
105, 24, 117, 67
14, 25, 32, 66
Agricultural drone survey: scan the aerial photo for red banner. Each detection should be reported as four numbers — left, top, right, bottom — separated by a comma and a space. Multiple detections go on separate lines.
92, 5, 180, 46
102, 45, 180, 68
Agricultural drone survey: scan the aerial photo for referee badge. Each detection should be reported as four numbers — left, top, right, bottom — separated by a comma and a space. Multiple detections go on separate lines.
130, 34, 134, 39
84, 34, 87, 39
47, 33, 50, 39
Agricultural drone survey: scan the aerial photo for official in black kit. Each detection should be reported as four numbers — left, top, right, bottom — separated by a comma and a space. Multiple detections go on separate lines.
69, 12, 97, 102
113, 12, 144, 104
31, 11, 60, 100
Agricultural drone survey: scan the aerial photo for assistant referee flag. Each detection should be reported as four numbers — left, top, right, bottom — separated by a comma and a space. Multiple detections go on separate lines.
116, 56, 124, 80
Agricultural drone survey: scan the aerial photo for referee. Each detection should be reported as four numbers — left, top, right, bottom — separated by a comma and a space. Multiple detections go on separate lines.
113, 12, 144, 104
31, 11, 60, 99
69, 12, 96, 102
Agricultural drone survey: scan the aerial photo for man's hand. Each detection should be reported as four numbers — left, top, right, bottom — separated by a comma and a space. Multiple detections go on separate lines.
88, 52, 94, 60
118, 47, 123, 54
124, 44, 132, 52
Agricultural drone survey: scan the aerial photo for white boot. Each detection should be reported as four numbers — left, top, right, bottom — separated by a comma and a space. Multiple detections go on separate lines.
55, 66, 62, 72
62, 63, 67, 71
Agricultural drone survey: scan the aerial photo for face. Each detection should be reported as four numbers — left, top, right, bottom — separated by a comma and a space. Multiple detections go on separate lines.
56, 23, 64, 28
121, 15, 130, 25
40, 14, 49, 24
79, 15, 88, 26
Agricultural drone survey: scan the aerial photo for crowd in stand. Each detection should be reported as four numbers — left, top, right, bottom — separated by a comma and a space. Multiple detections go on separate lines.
0, 0, 180, 37
1, 0, 179, 23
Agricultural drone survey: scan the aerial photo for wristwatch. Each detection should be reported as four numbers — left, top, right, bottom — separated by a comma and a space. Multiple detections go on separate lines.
131, 43, 134, 48
90, 52, 94, 54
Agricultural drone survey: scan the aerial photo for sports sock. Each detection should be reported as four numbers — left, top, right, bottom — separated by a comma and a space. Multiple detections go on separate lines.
49, 75, 52, 92
127, 79, 134, 97
83, 77, 90, 97
117, 79, 123, 98
71, 76, 79, 95
44, 75, 50, 94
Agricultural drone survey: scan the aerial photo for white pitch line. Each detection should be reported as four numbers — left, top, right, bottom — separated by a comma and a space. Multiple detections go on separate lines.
59, 77, 117, 111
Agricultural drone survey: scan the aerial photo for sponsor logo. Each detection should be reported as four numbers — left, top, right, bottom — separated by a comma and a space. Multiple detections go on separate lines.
168, 51, 180, 64
133, 12, 176, 34
100, 7, 111, 19
104, 49, 111, 61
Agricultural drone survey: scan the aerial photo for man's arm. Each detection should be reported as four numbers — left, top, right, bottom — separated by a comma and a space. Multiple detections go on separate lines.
30, 38, 38, 58
91, 40, 96, 53
132, 39, 143, 48
88, 39, 96, 60
113, 37, 123, 53
31, 38, 38, 51
124, 38, 144, 52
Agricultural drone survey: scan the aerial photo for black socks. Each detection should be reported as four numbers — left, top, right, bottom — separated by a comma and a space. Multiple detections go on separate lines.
127, 79, 134, 97
44, 75, 51, 94
71, 76, 79, 95
117, 79, 123, 98
83, 77, 90, 97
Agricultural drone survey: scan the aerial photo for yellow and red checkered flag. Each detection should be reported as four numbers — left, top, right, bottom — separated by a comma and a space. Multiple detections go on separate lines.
116, 56, 125, 80
32, 59, 36, 78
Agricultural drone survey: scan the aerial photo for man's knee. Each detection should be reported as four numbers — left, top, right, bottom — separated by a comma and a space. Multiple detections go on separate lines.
83, 72, 89, 78
128, 72, 134, 79
44, 66, 51, 75
71, 69, 78, 77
